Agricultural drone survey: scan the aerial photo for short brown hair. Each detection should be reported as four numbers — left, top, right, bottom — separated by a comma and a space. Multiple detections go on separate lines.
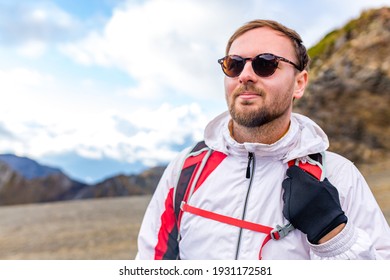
225, 20, 310, 71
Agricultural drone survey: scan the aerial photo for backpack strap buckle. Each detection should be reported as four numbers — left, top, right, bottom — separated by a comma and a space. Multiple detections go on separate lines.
270, 223, 295, 240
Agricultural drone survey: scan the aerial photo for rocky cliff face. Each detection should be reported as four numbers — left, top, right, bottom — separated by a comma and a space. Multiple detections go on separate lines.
295, 7, 390, 164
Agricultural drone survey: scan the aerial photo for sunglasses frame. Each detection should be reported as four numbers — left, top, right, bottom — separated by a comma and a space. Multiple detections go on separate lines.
218, 53, 302, 78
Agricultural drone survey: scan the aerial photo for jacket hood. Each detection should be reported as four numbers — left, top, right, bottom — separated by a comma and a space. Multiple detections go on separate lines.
204, 111, 329, 162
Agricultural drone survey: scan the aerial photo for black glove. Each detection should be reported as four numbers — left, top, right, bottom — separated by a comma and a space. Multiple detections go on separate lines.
282, 165, 347, 244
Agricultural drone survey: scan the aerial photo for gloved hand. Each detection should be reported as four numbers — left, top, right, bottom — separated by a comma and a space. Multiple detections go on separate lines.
282, 165, 347, 244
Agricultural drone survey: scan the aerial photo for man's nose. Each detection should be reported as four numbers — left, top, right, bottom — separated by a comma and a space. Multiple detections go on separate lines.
238, 60, 257, 84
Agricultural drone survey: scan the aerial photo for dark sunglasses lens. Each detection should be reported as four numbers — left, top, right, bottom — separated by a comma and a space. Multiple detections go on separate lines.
253, 54, 278, 77
222, 56, 245, 77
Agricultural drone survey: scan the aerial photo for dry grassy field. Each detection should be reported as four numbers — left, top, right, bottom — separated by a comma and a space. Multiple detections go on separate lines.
0, 160, 389, 260
0, 196, 151, 259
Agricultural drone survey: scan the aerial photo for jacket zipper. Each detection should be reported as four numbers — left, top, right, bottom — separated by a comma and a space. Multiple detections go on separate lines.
246, 152, 254, 179
235, 152, 255, 259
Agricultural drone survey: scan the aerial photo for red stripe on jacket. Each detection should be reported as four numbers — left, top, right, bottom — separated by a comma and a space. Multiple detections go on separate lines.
154, 187, 176, 259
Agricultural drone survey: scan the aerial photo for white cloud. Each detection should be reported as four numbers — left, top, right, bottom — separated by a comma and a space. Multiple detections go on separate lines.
0, 67, 53, 87
0, 65, 208, 166
0, 1, 82, 46
104, 102, 208, 164
16, 40, 47, 58
59, 0, 246, 101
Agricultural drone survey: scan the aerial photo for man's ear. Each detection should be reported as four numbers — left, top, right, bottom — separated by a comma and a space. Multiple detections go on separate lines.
293, 70, 308, 100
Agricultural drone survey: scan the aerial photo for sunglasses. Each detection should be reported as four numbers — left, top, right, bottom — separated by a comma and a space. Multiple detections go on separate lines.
217, 53, 302, 78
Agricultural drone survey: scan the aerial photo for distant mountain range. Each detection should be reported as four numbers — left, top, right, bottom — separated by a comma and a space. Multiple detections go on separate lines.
0, 154, 63, 179
0, 154, 164, 206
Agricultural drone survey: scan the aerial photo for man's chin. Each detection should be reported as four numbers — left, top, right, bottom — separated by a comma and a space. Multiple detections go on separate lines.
232, 103, 260, 116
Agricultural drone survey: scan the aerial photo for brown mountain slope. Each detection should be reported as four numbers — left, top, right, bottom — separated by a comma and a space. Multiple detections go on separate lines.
295, 7, 390, 164
0, 156, 164, 206
0, 161, 85, 206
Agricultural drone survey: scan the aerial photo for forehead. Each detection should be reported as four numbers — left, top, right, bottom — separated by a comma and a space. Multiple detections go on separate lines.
228, 27, 295, 58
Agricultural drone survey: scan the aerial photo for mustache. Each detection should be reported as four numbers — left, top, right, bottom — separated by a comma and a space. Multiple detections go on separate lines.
232, 84, 264, 97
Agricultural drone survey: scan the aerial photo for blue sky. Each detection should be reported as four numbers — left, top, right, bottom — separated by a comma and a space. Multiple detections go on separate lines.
1, 0, 389, 183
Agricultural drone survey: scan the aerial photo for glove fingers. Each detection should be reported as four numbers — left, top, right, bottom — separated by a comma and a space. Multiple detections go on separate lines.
283, 165, 347, 244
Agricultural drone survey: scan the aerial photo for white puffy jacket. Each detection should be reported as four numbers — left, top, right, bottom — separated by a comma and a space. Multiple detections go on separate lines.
136, 112, 390, 259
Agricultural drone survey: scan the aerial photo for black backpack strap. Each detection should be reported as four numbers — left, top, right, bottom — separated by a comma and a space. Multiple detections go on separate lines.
308, 153, 323, 165
191, 141, 208, 153
161, 141, 211, 259
174, 140, 209, 220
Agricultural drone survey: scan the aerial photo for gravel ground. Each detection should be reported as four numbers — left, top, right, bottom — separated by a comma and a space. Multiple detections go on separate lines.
0, 160, 389, 260
0, 196, 152, 259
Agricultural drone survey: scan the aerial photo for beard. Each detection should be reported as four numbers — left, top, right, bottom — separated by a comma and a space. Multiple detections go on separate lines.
228, 84, 292, 128
230, 104, 275, 127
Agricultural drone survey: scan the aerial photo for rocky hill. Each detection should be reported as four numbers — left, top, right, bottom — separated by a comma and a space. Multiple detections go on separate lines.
295, 7, 390, 164
0, 155, 164, 206
0, 160, 86, 205
73, 166, 165, 199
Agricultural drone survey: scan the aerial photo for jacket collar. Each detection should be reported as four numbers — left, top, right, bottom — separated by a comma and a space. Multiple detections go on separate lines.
204, 111, 329, 162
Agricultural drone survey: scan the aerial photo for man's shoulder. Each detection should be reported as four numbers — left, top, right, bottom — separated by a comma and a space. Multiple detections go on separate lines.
324, 151, 356, 170
324, 151, 352, 163
323, 151, 363, 181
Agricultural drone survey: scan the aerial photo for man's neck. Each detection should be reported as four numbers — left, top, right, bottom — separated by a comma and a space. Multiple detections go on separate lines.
230, 117, 290, 145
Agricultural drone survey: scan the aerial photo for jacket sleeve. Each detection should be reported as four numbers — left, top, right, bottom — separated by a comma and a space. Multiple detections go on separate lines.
308, 154, 390, 259
135, 148, 189, 260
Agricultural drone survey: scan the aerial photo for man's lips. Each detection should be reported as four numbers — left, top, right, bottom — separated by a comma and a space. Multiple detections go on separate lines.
237, 92, 262, 100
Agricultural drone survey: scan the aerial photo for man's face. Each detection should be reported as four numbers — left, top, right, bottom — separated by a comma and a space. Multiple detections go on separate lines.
224, 27, 305, 128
